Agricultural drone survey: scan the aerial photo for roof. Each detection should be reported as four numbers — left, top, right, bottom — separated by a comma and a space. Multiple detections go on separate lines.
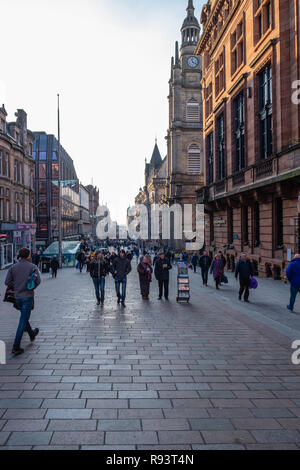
150, 143, 162, 168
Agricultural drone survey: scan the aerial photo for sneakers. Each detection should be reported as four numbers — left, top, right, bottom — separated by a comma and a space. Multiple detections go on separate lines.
30, 328, 39, 342
287, 305, 294, 312
12, 346, 24, 356
239, 296, 242, 301
121, 301, 126, 308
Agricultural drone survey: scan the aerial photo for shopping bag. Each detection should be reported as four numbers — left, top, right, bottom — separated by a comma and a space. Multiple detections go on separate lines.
249, 277, 258, 289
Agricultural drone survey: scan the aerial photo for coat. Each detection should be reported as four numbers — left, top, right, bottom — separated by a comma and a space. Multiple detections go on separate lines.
191, 255, 199, 266
235, 259, 254, 280
286, 258, 300, 289
112, 256, 132, 281
137, 263, 153, 283
5, 259, 41, 299
50, 259, 59, 271
154, 258, 172, 281
199, 255, 212, 270
210, 258, 225, 280
90, 259, 110, 279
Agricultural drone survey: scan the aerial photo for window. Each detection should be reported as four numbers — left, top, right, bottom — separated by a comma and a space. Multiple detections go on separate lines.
231, 19, 245, 75
0, 152, 9, 177
6, 200, 10, 220
217, 113, 225, 180
15, 202, 20, 221
187, 144, 201, 174
254, 202, 260, 246
5, 153, 9, 177
228, 207, 233, 244
52, 164, 59, 178
205, 82, 213, 118
258, 64, 273, 159
14, 160, 17, 181
39, 152, 47, 160
39, 164, 47, 179
39, 134, 47, 151
234, 92, 245, 171
0, 151, 2, 175
0, 199, 3, 220
186, 99, 200, 122
242, 206, 249, 244
255, 0, 273, 43
38, 181, 47, 196
275, 198, 283, 249
207, 132, 214, 184
215, 50, 225, 97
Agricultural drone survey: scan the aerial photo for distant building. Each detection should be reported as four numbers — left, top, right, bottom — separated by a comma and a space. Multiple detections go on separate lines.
79, 184, 91, 237
196, 0, 300, 279
85, 185, 99, 239
0, 106, 36, 269
33, 132, 80, 249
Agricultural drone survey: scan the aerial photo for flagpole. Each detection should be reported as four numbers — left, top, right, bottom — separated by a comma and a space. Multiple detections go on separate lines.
57, 94, 63, 268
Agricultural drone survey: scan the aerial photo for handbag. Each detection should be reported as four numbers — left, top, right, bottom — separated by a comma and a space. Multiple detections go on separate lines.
3, 285, 18, 310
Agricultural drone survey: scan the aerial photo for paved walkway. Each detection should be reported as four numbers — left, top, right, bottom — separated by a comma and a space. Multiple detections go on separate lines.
0, 263, 300, 450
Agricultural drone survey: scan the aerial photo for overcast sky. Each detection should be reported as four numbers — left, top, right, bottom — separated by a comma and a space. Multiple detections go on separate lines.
0, 0, 204, 224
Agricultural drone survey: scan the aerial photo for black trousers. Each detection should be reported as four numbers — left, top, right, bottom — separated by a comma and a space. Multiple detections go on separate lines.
239, 278, 250, 300
158, 280, 169, 299
140, 281, 150, 297
52, 269, 57, 278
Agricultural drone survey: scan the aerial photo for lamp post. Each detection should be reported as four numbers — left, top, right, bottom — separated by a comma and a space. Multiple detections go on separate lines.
57, 94, 62, 268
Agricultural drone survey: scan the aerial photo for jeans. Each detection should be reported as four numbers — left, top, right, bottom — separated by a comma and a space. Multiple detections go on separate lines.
201, 268, 209, 285
93, 278, 105, 303
115, 278, 127, 302
14, 297, 34, 348
289, 286, 300, 311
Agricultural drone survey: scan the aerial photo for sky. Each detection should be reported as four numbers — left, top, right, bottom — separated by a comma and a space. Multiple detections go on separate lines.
0, 0, 205, 224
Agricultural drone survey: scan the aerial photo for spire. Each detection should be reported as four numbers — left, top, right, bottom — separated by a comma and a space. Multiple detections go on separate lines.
187, 0, 195, 16
150, 141, 162, 169
175, 41, 180, 66
181, 0, 200, 47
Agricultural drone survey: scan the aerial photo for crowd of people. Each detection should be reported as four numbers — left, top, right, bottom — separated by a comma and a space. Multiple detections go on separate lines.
3, 242, 300, 356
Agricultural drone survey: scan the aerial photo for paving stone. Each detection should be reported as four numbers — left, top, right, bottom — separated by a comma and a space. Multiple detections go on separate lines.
7, 432, 52, 446
51, 431, 104, 445
33, 446, 80, 450
45, 409, 92, 419
189, 419, 235, 431
82, 445, 136, 450
92, 409, 118, 419
97, 420, 141, 431
3, 420, 49, 432
118, 391, 158, 399
142, 419, 189, 431
129, 399, 172, 409
0, 399, 42, 409
202, 430, 256, 445
81, 391, 117, 399
118, 409, 164, 419
158, 430, 203, 445
74, 384, 112, 391
86, 399, 128, 409
41, 399, 86, 409
105, 431, 158, 445
251, 408, 295, 418
251, 430, 300, 443
47, 420, 97, 431
192, 444, 246, 450
231, 418, 282, 430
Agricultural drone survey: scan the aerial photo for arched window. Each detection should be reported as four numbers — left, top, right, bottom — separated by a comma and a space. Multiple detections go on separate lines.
188, 144, 201, 174
186, 98, 200, 122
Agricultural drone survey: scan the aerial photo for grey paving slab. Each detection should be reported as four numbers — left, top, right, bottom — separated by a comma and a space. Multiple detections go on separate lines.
201, 430, 256, 445
97, 419, 141, 431
142, 419, 190, 431
0, 399, 42, 409
47, 420, 97, 431
7, 432, 52, 446
189, 418, 235, 431
45, 409, 92, 420
2, 420, 48, 432
251, 430, 300, 443
105, 431, 158, 445
51, 432, 104, 445
158, 430, 203, 445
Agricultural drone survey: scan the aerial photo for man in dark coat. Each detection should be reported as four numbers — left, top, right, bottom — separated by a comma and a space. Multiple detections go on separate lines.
112, 250, 132, 307
90, 252, 110, 306
235, 253, 254, 302
199, 251, 212, 286
154, 251, 172, 300
77, 250, 86, 273
50, 256, 59, 278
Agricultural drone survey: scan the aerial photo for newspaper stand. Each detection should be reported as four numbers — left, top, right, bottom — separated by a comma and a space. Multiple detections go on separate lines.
177, 262, 190, 303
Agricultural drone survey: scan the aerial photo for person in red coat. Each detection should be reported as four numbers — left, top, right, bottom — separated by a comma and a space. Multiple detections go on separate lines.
137, 255, 153, 300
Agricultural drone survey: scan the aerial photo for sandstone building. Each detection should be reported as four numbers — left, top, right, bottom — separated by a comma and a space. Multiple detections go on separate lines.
196, 0, 300, 279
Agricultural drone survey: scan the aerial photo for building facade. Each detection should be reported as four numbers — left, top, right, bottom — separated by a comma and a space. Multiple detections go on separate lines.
164, 0, 204, 249
79, 184, 91, 237
85, 184, 100, 240
0, 106, 36, 269
196, 0, 300, 279
33, 132, 80, 249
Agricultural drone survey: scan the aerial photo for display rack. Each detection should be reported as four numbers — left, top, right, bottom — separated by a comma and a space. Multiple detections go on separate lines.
176, 262, 190, 303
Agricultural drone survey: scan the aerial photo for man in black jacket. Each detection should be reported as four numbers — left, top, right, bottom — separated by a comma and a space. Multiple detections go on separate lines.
90, 252, 110, 306
50, 256, 59, 278
112, 250, 132, 307
199, 251, 212, 286
154, 251, 172, 300
235, 253, 254, 302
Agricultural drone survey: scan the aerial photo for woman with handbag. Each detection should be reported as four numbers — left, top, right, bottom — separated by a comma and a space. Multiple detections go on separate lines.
210, 253, 225, 290
137, 255, 153, 300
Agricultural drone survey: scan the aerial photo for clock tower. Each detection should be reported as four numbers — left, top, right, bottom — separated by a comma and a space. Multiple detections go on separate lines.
164, 0, 204, 250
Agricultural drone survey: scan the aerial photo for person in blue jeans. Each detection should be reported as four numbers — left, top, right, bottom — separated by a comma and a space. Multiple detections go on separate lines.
90, 252, 110, 307
5, 248, 41, 356
112, 250, 132, 308
286, 254, 300, 313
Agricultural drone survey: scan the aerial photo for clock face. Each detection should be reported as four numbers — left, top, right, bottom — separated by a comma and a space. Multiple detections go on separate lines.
188, 56, 199, 68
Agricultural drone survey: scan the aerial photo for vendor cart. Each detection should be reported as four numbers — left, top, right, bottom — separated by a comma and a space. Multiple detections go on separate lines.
176, 262, 190, 303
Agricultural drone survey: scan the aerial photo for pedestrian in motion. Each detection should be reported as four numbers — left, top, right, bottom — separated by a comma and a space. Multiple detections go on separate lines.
235, 252, 254, 303
199, 251, 212, 286
154, 251, 172, 300
5, 248, 41, 356
90, 251, 110, 307
112, 250, 132, 308
50, 256, 59, 279
210, 253, 225, 290
77, 250, 86, 273
137, 255, 153, 300
286, 254, 300, 313
191, 252, 199, 273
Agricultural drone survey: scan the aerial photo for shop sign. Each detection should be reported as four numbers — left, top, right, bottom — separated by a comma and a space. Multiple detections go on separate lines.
0, 234, 8, 242
16, 224, 30, 231
13, 231, 22, 238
